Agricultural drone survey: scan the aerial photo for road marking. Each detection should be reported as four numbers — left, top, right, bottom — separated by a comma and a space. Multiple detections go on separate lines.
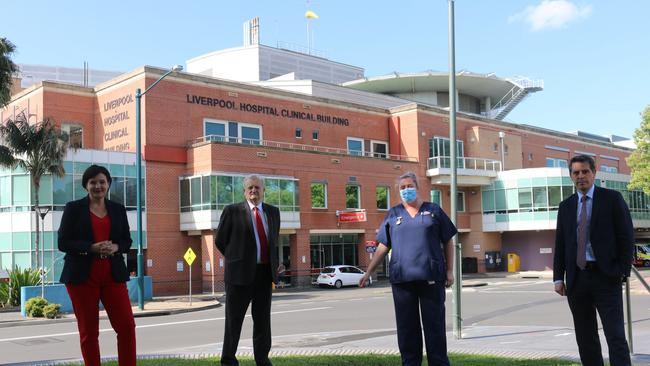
0, 307, 332, 343
555, 332, 573, 337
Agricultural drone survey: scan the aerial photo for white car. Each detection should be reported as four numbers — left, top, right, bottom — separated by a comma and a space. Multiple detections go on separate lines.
316, 265, 372, 288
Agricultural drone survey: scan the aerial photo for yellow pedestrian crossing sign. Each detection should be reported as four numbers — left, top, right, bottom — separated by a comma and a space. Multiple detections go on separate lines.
184, 247, 196, 266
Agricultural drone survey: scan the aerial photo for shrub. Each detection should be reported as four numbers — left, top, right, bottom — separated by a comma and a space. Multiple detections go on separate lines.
43, 303, 61, 319
0, 282, 8, 307
7, 266, 41, 306
25, 296, 48, 317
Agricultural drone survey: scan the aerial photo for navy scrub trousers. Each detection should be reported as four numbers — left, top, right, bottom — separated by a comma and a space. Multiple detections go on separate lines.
392, 281, 449, 366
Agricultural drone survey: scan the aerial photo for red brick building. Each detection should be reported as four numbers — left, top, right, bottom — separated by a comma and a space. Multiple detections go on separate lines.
2, 41, 646, 296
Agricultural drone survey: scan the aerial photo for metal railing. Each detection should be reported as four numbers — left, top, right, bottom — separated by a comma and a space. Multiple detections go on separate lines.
190, 135, 418, 162
276, 41, 327, 59
625, 266, 650, 354
490, 78, 544, 116
427, 156, 502, 172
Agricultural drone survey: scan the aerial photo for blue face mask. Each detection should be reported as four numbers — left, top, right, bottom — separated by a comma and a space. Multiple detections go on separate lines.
399, 187, 417, 202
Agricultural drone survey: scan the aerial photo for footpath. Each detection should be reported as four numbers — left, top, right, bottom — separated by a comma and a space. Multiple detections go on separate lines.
2, 270, 649, 365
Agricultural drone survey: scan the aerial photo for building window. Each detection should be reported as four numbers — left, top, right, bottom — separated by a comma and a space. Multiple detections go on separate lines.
345, 185, 360, 209
180, 174, 299, 212
457, 192, 465, 212
376, 186, 389, 210
204, 119, 261, 145
204, 120, 227, 141
61, 124, 83, 148
429, 137, 464, 168
312, 130, 319, 140
493, 143, 498, 152
311, 182, 327, 208
239, 123, 262, 145
371, 140, 388, 158
347, 137, 364, 156
504, 144, 509, 155
528, 153, 534, 161
431, 189, 441, 205
295, 128, 302, 139
263, 178, 297, 211
601, 165, 618, 173
546, 157, 568, 168
310, 234, 359, 268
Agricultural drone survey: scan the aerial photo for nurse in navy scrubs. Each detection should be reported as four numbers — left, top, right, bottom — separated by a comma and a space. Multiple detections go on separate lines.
360, 171, 456, 366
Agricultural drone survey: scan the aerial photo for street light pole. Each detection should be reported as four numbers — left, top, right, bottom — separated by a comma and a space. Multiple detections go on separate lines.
35, 206, 50, 298
448, 0, 462, 340
135, 65, 183, 310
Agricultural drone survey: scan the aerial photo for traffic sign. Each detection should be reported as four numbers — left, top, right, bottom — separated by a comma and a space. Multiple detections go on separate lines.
184, 247, 196, 266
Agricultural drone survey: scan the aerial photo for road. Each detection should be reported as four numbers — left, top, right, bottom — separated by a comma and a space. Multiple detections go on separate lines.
1, 277, 649, 365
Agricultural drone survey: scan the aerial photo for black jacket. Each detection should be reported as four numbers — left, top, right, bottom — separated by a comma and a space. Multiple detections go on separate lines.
553, 186, 634, 294
215, 201, 280, 285
58, 196, 133, 284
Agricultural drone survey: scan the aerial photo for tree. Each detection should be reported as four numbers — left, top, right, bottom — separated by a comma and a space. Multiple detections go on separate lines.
0, 113, 70, 280
627, 106, 650, 195
0, 38, 18, 108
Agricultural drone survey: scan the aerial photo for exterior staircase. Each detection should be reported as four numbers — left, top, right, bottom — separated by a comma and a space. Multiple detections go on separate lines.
490, 78, 544, 120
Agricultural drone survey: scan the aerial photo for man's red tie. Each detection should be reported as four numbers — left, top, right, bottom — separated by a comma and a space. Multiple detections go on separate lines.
254, 207, 269, 264
577, 195, 588, 270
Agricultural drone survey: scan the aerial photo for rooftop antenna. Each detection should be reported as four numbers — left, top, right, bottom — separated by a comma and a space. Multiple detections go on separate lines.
243, 17, 260, 46
83, 61, 88, 87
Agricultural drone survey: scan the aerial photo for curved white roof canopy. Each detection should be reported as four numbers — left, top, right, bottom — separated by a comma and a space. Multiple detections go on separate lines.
343, 71, 543, 120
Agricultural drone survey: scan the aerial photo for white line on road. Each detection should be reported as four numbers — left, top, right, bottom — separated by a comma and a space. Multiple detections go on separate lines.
554, 332, 573, 337
0, 307, 332, 343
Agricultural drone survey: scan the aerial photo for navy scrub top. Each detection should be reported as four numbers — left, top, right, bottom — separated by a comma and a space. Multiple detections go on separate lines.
376, 201, 457, 284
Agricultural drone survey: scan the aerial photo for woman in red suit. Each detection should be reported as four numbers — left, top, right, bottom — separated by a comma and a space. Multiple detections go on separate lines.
58, 165, 136, 366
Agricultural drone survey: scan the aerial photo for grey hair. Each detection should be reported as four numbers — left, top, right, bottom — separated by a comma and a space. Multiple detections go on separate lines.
397, 171, 418, 188
243, 174, 265, 188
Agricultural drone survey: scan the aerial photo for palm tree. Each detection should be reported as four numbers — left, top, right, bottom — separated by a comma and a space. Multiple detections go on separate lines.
0, 38, 18, 108
0, 113, 70, 286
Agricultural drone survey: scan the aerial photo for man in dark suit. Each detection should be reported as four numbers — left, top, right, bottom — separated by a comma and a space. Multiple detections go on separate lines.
216, 174, 280, 366
554, 155, 634, 366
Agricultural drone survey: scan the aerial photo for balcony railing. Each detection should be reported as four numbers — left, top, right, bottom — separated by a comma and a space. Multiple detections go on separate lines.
189, 135, 418, 162
428, 156, 502, 172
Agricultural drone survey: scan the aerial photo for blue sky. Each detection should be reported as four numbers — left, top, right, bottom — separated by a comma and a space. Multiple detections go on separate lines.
2, 0, 649, 139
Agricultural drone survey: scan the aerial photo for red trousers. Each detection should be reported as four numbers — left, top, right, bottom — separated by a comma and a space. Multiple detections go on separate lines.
66, 258, 136, 366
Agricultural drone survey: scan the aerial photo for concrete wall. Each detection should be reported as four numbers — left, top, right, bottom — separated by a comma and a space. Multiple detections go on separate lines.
501, 230, 555, 271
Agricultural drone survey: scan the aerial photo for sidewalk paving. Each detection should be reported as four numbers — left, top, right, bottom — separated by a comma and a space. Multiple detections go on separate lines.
0, 293, 222, 328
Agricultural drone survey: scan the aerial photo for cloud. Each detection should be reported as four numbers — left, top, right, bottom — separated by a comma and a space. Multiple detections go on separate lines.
509, 0, 592, 31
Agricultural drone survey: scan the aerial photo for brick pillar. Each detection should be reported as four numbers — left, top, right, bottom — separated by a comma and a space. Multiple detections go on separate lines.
291, 229, 312, 287
358, 230, 374, 270
202, 230, 225, 293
